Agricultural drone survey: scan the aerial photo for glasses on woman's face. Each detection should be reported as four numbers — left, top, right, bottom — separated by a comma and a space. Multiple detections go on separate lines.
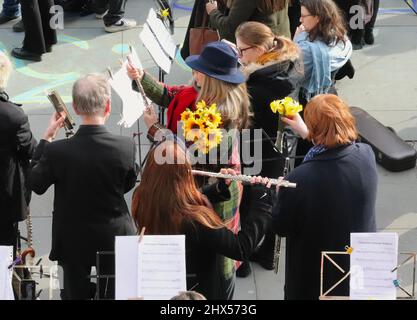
300, 14, 312, 19
237, 45, 255, 57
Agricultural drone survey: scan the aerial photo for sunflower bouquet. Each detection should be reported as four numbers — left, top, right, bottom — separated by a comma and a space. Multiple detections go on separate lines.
181, 100, 223, 154
270, 97, 303, 153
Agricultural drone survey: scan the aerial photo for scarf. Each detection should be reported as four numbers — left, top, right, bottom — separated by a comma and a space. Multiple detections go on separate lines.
303, 144, 328, 162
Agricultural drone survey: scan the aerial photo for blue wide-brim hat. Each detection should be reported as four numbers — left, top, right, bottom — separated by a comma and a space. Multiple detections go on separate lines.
185, 41, 245, 84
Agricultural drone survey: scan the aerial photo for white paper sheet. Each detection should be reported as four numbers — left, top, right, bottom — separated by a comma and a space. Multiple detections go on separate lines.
0, 246, 14, 300
115, 236, 139, 300
115, 235, 186, 300
137, 235, 186, 300
140, 23, 172, 74
146, 8, 177, 59
109, 60, 145, 128
349, 232, 398, 300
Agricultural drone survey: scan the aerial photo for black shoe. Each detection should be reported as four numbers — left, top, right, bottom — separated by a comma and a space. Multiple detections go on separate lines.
352, 41, 364, 50
250, 250, 275, 270
46, 46, 52, 53
236, 261, 252, 278
0, 13, 19, 25
12, 20, 24, 32
11, 48, 42, 62
364, 29, 374, 45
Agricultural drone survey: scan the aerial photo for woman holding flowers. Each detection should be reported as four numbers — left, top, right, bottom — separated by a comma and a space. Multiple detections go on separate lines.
127, 41, 250, 300
232, 21, 303, 275
273, 94, 377, 300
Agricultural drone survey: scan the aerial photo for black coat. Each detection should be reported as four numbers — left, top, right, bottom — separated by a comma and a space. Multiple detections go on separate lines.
272, 143, 377, 300
184, 184, 272, 300
0, 92, 37, 232
244, 59, 303, 178
29, 125, 138, 265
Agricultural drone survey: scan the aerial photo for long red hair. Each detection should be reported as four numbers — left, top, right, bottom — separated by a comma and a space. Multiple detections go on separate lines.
132, 141, 224, 234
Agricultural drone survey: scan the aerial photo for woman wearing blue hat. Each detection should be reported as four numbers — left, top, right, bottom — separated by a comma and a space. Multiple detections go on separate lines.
128, 41, 251, 300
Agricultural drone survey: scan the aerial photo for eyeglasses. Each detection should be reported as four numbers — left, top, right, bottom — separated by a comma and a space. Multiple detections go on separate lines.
237, 46, 255, 56
300, 14, 313, 19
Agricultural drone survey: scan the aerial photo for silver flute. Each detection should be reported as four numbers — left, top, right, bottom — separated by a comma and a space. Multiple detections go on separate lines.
191, 170, 296, 188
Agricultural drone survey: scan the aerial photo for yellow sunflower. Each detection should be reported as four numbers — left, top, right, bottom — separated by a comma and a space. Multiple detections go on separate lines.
183, 118, 205, 142
180, 109, 194, 122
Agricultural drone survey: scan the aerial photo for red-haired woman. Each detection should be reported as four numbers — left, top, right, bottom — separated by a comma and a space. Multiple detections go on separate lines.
131, 140, 272, 300
273, 94, 377, 299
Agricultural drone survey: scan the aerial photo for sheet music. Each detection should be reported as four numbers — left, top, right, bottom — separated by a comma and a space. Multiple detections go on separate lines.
109, 60, 145, 128
138, 235, 186, 300
140, 23, 172, 74
115, 235, 186, 300
0, 246, 14, 300
146, 8, 177, 59
349, 232, 398, 300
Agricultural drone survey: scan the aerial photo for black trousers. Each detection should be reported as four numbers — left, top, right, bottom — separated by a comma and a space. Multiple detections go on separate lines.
20, 0, 57, 54
94, 0, 126, 26
60, 255, 115, 300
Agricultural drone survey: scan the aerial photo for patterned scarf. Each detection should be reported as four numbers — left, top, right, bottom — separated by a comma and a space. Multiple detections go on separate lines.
303, 144, 328, 162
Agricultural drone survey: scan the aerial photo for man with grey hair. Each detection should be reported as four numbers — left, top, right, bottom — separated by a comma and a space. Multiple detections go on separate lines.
0, 52, 37, 248
30, 73, 139, 300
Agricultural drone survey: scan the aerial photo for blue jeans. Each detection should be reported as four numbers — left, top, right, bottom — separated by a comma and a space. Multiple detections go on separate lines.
1, 0, 20, 18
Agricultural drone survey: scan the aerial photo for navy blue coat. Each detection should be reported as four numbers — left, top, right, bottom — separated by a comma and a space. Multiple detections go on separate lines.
272, 143, 377, 300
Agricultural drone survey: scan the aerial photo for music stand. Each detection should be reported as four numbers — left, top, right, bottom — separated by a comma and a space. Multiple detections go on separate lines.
404, 0, 417, 15
140, 7, 178, 126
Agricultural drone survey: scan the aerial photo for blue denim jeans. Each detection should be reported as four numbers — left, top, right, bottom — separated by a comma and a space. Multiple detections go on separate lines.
1, 0, 20, 18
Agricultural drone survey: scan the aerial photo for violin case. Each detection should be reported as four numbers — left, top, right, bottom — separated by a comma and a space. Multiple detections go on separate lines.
350, 107, 416, 172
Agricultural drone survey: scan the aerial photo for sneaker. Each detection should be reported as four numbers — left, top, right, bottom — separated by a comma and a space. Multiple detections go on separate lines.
95, 10, 108, 19
0, 13, 19, 25
104, 18, 137, 33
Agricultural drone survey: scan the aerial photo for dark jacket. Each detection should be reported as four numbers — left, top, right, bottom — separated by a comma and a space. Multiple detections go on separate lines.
244, 59, 303, 178
181, 0, 228, 59
184, 184, 272, 300
29, 125, 138, 265
209, 0, 291, 43
272, 143, 378, 300
0, 92, 37, 231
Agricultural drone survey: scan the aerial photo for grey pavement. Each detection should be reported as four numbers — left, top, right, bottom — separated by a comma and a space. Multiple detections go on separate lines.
0, 0, 416, 300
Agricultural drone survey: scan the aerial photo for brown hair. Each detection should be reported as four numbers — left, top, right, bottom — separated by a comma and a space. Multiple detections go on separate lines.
300, 0, 347, 46
235, 21, 300, 64
304, 94, 358, 148
256, 0, 287, 13
198, 76, 251, 130
132, 141, 224, 235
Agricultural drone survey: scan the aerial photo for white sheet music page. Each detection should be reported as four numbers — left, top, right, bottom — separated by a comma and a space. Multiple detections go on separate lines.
0, 246, 14, 300
109, 60, 144, 128
137, 235, 186, 300
146, 8, 177, 59
349, 232, 398, 300
140, 23, 172, 74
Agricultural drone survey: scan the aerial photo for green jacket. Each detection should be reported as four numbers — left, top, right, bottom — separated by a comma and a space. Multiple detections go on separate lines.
209, 0, 291, 42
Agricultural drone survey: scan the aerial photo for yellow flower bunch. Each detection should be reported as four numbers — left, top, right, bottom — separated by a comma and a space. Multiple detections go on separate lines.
270, 97, 303, 117
181, 100, 223, 154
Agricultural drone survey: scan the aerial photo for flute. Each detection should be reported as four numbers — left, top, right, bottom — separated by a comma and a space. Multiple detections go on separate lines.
191, 170, 296, 188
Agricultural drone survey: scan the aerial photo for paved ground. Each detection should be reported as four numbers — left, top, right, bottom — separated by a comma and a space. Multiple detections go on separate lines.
1, 0, 416, 300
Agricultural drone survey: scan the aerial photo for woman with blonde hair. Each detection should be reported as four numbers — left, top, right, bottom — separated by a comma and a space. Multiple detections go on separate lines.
273, 94, 377, 299
233, 21, 303, 276
127, 41, 250, 299
132, 140, 272, 300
